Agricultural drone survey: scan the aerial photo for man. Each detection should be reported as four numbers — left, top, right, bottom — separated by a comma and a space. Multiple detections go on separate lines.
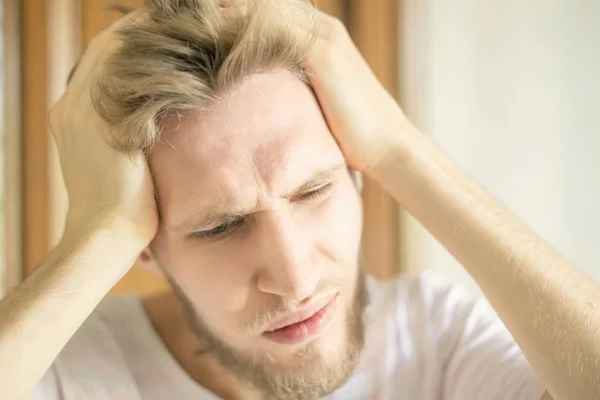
1, 0, 598, 399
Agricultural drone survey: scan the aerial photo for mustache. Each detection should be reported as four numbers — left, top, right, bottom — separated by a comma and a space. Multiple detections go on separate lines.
244, 276, 351, 335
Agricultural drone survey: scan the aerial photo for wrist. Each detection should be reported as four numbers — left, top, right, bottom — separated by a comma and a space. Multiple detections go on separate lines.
369, 124, 429, 184
40, 216, 146, 295
62, 211, 155, 254
368, 125, 458, 213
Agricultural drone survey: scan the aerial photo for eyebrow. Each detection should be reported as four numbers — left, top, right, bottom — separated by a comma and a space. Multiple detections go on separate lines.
172, 162, 347, 233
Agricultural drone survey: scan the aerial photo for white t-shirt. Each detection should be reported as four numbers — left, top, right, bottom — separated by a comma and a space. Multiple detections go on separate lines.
30, 272, 546, 399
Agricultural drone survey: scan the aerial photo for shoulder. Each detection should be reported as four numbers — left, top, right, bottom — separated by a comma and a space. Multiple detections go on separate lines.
47, 295, 146, 397
59, 295, 143, 358
366, 271, 496, 344
358, 273, 546, 399
348, 273, 485, 398
367, 270, 481, 317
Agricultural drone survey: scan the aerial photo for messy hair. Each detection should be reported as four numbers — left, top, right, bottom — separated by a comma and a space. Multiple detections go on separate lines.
92, 0, 317, 154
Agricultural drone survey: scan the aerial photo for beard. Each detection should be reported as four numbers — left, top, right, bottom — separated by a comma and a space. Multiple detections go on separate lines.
167, 269, 369, 400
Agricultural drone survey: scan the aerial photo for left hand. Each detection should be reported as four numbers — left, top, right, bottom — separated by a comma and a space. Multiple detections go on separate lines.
303, 11, 416, 173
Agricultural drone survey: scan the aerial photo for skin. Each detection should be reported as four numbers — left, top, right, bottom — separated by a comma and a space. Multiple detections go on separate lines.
0, 5, 599, 400
141, 69, 365, 399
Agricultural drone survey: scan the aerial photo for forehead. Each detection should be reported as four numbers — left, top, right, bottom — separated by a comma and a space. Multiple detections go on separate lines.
149, 69, 343, 216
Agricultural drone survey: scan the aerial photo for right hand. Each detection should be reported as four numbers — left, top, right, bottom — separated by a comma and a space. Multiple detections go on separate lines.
48, 11, 158, 245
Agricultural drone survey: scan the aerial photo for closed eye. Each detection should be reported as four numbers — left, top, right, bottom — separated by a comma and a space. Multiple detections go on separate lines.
293, 183, 334, 202
190, 217, 246, 240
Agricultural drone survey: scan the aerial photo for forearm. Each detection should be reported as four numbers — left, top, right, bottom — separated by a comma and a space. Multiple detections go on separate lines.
373, 129, 600, 400
0, 222, 144, 399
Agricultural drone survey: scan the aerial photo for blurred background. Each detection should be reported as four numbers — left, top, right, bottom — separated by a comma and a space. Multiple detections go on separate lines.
1, 0, 599, 298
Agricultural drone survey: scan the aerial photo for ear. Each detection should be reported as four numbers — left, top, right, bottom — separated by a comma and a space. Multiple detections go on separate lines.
136, 247, 163, 276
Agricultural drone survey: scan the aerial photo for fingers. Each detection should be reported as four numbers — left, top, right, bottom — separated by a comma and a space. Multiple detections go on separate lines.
68, 10, 148, 89
53, 9, 150, 155
288, 7, 349, 50
87, 9, 145, 58
314, 9, 350, 43
105, 8, 148, 34
218, 0, 248, 19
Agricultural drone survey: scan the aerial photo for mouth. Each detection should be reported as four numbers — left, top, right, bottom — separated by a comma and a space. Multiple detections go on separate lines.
262, 293, 339, 345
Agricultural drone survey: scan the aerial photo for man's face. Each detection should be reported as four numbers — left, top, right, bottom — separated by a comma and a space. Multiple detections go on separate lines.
149, 69, 366, 399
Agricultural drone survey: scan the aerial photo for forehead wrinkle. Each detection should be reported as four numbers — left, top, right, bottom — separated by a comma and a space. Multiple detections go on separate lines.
251, 133, 289, 193
153, 69, 342, 230
167, 172, 261, 233
245, 107, 307, 195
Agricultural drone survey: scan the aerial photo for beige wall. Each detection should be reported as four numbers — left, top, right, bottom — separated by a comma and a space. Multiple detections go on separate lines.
2, 1, 23, 296
0, 5, 5, 296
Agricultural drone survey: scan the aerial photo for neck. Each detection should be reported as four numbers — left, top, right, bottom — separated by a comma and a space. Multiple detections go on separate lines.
143, 291, 269, 400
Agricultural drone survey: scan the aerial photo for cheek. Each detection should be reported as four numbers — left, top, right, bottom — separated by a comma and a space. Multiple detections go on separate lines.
309, 180, 363, 265
151, 231, 256, 327
150, 180, 363, 340
154, 232, 250, 279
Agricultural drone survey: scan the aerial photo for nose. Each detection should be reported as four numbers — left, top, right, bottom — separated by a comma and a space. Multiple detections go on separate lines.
255, 209, 321, 302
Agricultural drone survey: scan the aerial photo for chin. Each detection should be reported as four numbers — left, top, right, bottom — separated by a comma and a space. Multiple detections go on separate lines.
177, 269, 368, 399
262, 319, 363, 400
263, 299, 356, 373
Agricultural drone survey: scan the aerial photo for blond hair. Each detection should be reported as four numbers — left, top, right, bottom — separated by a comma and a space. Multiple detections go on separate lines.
92, 0, 317, 154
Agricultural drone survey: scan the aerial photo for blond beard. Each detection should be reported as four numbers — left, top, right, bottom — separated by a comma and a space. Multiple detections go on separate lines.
169, 269, 369, 400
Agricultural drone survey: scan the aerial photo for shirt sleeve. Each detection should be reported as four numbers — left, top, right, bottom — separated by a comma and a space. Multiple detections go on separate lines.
419, 272, 547, 400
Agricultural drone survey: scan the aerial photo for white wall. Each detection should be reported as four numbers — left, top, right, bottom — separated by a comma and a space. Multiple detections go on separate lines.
417, 0, 600, 294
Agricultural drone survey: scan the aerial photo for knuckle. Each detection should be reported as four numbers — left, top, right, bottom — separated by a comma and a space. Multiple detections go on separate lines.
329, 16, 347, 33
86, 32, 111, 57
88, 34, 102, 50
48, 100, 64, 131
321, 44, 341, 69
325, 15, 348, 36
320, 16, 349, 46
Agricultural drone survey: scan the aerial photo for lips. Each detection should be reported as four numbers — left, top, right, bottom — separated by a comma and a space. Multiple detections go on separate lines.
265, 292, 337, 332
262, 292, 339, 345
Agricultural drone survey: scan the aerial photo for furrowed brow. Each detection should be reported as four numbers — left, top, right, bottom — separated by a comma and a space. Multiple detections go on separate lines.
172, 163, 346, 233
173, 210, 250, 234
